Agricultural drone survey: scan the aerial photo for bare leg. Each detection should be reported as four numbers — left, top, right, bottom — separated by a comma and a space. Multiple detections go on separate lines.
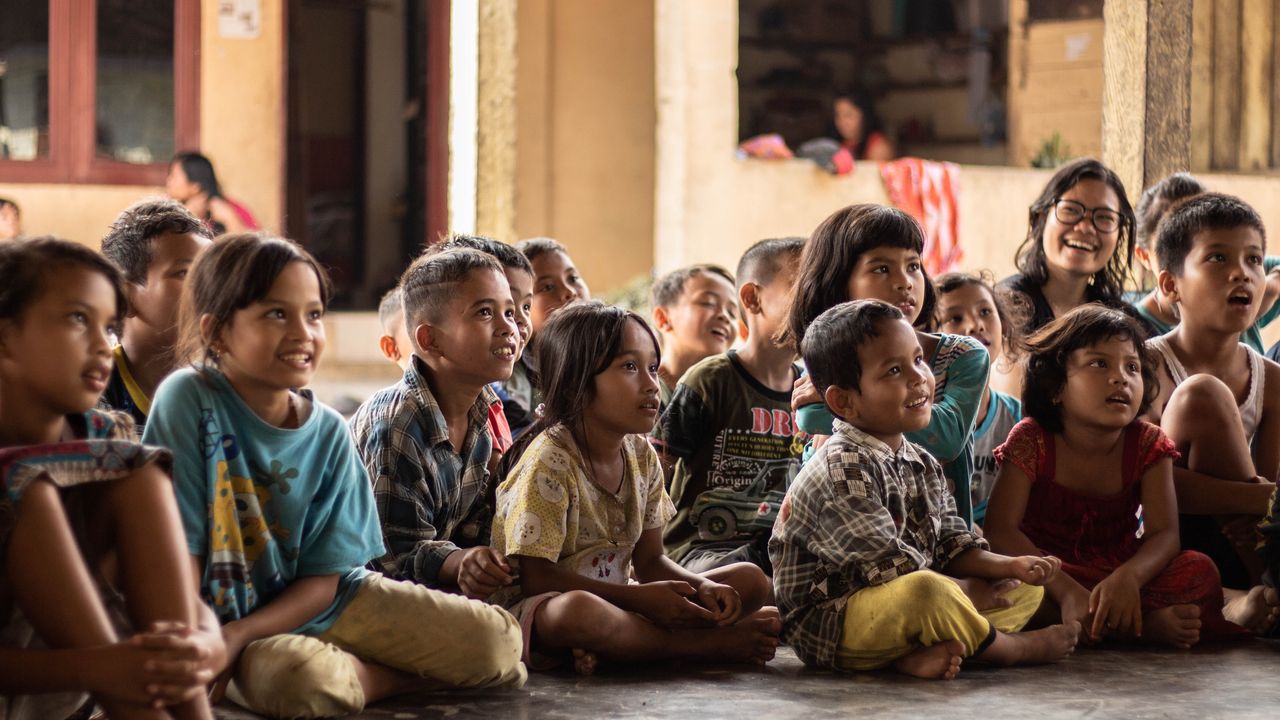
106, 464, 213, 720
975, 622, 1080, 666
1223, 586, 1280, 633
1161, 375, 1266, 584
532, 591, 780, 667
6, 480, 170, 720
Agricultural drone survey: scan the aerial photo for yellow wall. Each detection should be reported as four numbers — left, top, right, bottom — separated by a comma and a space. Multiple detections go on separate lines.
0, 0, 284, 247
514, 0, 657, 295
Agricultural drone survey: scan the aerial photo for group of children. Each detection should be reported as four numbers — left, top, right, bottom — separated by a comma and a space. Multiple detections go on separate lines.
1, 155, 1279, 718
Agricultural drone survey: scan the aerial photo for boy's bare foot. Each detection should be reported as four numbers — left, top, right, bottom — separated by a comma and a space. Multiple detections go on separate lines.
1224, 585, 1280, 634
709, 612, 781, 665
1144, 604, 1202, 649
893, 640, 964, 680
571, 648, 598, 676
979, 622, 1080, 666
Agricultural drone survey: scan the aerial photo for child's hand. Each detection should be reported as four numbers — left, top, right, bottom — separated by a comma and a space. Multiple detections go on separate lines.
129, 621, 226, 706
1004, 554, 1061, 586
457, 546, 515, 599
631, 580, 718, 627
1089, 571, 1143, 640
791, 374, 820, 414
85, 637, 215, 708
695, 581, 743, 625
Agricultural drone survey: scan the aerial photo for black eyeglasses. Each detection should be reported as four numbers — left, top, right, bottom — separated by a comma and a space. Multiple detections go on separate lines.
1053, 199, 1121, 233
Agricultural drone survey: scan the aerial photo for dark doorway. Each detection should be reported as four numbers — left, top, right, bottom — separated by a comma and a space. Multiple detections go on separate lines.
285, 0, 441, 310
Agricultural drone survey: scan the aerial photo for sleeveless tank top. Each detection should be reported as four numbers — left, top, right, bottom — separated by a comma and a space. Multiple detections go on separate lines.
1146, 334, 1265, 442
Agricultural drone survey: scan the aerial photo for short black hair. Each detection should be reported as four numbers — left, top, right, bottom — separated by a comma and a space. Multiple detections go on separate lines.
1155, 192, 1266, 276
100, 197, 210, 285
1135, 172, 1205, 250
515, 237, 569, 263
650, 264, 735, 309
400, 248, 504, 329
429, 233, 533, 276
1021, 304, 1157, 433
737, 237, 805, 289
378, 287, 403, 331
800, 299, 905, 398
0, 236, 128, 326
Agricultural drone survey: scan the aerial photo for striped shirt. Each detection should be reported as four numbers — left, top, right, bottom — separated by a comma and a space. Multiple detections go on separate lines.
768, 418, 985, 669
349, 356, 497, 587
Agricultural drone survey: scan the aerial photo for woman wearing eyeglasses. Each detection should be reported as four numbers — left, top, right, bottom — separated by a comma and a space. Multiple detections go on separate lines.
999, 158, 1140, 337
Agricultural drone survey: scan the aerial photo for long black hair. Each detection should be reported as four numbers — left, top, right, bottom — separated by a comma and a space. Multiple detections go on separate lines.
172, 151, 223, 199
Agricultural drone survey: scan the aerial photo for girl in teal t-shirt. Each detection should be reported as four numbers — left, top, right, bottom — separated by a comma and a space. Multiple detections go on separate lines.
145, 234, 525, 717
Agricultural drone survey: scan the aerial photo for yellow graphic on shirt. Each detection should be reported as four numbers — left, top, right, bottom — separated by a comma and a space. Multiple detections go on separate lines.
209, 460, 291, 586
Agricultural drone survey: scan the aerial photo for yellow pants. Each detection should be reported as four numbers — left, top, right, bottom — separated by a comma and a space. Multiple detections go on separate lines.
227, 573, 527, 718
836, 570, 1043, 671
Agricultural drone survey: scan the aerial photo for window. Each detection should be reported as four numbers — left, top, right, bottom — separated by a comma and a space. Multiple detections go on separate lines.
0, 0, 199, 184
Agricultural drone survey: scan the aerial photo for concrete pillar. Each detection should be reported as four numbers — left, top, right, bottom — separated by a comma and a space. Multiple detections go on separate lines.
476, 0, 519, 241
1101, 0, 1194, 196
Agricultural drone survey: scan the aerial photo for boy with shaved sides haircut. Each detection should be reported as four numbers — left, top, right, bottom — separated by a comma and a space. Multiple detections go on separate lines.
377, 286, 414, 371
99, 197, 212, 429
655, 238, 805, 572
350, 249, 522, 600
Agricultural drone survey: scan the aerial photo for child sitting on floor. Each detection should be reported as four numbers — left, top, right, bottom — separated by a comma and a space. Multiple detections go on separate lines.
351, 249, 522, 600
1142, 193, 1280, 634
770, 299, 1077, 679
145, 236, 525, 718
504, 238, 590, 439
985, 305, 1235, 648
649, 264, 739, 405
376, 287, 413, 371
492, 301, 779, 674
0, 237, 220, 720
933, 271, 1023, 526
99, 198, 212, 431
655, 238, 805, 572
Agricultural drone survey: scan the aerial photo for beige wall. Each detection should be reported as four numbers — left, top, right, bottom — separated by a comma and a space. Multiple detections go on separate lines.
0, 0, 284, 247
654, 0, 1047, 284
515, 0, 657, 295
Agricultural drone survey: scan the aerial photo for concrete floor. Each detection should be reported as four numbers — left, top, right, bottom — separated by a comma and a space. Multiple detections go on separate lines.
213, 639, 1280, 720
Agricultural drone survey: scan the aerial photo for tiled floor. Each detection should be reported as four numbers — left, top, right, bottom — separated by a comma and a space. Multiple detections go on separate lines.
214, 639, 1280, 720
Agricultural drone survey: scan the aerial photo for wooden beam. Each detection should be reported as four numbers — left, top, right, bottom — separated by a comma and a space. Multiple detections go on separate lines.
1239, 0, 1273, 170
1102, 0, 1193, 194
1189, 0, 1213, 172
1212, 0, 1241, 169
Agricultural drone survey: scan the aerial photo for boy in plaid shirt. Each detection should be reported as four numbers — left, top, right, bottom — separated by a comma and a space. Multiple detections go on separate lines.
768, 300, 1080, 679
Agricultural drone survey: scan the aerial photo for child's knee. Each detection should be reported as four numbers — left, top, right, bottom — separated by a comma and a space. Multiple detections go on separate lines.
538, 590, 624, 645
1166, 374, 1237, 425
230, 634, 364, 718
894, 571, 963, 607
710, 562, 772, 606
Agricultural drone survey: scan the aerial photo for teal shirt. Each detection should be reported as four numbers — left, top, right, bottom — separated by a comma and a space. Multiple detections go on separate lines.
144, 367, 385, 636
1126, 256, 1280, 353
796, 333, 990, 526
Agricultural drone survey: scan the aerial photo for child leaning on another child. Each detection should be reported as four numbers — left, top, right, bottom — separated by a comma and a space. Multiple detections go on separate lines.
770, 299, 1078, 680
655, 238, 805, 573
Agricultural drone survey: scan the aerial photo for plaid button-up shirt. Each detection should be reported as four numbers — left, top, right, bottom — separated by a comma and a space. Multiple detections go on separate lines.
349, 357, 497, 587
768, 418, 985, 669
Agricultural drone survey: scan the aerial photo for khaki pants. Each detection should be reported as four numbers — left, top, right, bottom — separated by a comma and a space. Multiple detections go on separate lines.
227, 573, 527, 718
836, 570, 1043, 671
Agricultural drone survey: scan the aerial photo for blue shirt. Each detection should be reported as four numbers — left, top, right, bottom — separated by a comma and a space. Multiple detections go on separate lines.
144, 367, 385, 636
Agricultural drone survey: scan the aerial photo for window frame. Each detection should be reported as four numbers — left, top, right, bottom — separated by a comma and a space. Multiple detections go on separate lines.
0, 0, 200, 185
